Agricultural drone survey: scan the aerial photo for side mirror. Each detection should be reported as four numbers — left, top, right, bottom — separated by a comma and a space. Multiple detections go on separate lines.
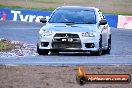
99, 19, 107, 25
40, 18, 47, 23
46, 16, 50, 21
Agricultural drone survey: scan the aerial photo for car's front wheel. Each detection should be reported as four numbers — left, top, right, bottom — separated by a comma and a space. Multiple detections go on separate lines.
103, 35, 111, 54
37, 44, 49, 55
50, 50, 59, 55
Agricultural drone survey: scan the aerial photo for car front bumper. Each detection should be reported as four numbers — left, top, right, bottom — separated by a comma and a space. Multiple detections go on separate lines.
38, 33, 99, 52
38, 36, 99, 52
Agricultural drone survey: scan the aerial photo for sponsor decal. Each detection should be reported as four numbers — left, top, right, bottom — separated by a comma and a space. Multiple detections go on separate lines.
76, 66, 131, 85
118, 15, 132, 29
0, 11, 6, 20
0, 8, 52, 22
11, 10, 44, 22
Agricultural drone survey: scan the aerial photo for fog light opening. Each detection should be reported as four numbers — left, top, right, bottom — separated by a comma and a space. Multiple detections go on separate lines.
41, 42, 49, 47
85, 43, 95, 48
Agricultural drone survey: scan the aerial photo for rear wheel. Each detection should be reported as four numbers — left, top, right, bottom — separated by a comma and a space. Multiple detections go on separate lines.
91, 36, 102, 56
37, 44, 49, 55
104, 35, 111, 54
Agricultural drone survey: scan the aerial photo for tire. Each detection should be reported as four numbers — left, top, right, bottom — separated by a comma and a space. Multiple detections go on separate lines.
51, 50, 59, 55
91, 35, 102, 56
37, 44, 49, 55
104, 35, 111, 54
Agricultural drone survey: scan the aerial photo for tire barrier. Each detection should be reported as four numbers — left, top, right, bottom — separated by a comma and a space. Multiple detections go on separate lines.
0, 8, 132, 29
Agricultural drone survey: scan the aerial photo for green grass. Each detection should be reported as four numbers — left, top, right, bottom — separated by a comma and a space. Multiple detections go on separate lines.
12, 0, 59, 3
0, 41, 15, 51
1, 4, 132, 15
0, 0, 132, 15
0, 4, 55, 11
0, 4, 132, 15
0, 5, 23, 9
28, 0, 59, 3
103, 11, 132, 16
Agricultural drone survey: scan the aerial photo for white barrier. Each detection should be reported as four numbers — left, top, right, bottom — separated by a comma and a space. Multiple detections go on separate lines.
118, 15, 132, 29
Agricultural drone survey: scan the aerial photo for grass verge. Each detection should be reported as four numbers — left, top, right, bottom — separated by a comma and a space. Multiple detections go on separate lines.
0, 0, 132, 15
0, 4, 55, 11
1, 4, 132, 15
0, 40, 15, 51
27, 0, 60, 3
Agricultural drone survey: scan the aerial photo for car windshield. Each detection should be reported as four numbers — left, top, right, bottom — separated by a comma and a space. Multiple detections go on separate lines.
49, 9, 96, 24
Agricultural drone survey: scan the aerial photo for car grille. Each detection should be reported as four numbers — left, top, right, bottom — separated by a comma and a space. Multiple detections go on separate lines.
54, 33, 79, 38
52, 33, 81, 49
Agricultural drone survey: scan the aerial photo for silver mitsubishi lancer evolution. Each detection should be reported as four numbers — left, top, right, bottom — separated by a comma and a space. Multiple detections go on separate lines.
37, 6, 111, 56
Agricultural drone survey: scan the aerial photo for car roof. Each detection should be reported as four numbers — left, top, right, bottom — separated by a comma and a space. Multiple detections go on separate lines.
58, 6, 99, 11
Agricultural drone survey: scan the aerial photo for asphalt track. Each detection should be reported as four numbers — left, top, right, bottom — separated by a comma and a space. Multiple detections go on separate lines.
0, 21, 132, 65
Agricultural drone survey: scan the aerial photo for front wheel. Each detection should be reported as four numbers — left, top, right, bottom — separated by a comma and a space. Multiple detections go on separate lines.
37, 44, 49, 55
50, 50, 59, 55
103, 35, 111, 54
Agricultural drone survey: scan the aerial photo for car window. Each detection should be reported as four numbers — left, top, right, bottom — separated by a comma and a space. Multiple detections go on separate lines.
49, 9, 96, 24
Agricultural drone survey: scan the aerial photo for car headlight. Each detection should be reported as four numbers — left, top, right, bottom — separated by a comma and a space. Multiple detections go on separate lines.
42, 30, 52, 36
82, 32, 96, 37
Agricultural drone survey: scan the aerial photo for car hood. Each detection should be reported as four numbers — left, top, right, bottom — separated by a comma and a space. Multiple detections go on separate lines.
44, 23, 98, 32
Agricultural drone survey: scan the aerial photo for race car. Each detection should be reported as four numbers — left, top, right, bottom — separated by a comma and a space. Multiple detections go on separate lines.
37, 6, 111, 56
